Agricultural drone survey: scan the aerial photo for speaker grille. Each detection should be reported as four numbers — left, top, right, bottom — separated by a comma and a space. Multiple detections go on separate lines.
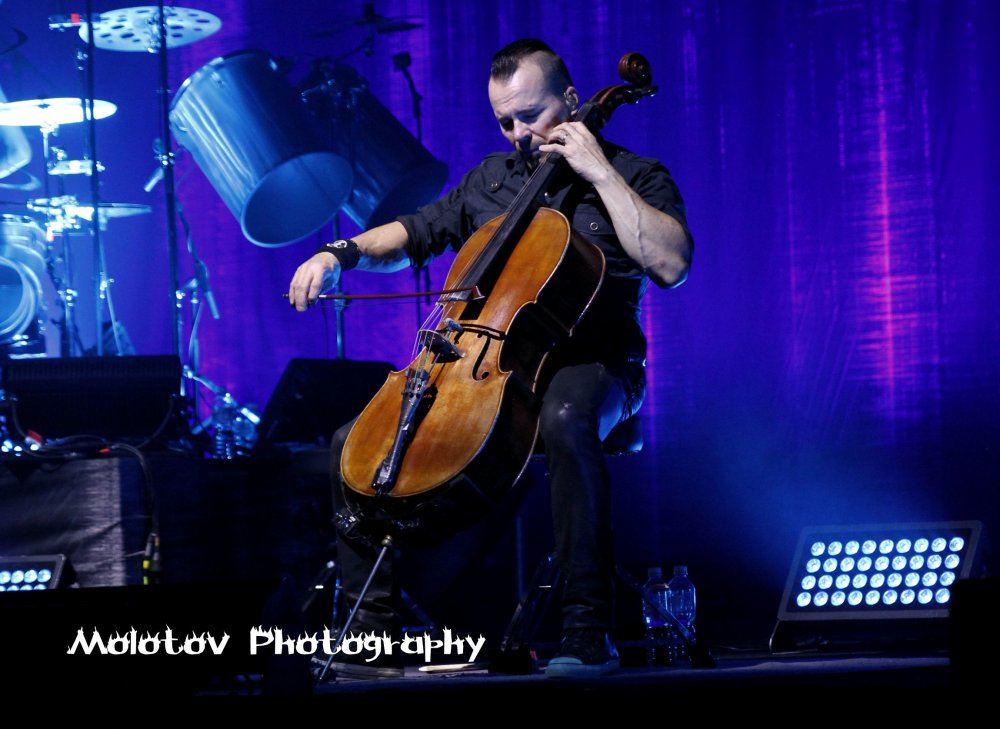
2, 355, 182, 441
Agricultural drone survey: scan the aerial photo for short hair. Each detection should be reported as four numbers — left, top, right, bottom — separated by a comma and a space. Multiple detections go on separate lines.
490, 39, 574, 95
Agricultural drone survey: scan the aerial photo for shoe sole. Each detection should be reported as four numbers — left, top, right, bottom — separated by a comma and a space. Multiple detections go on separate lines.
313, 658, 404, 680
544, 657, 620, 678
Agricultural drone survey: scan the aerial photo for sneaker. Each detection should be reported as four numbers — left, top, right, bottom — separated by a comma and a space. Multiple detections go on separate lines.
312, 649, 404, 681
544, 629, 620, 678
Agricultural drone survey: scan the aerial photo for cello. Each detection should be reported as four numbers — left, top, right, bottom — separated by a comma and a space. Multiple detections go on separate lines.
339, 53, 658, 541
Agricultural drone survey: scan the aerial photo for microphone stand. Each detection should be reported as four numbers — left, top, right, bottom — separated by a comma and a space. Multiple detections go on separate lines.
393, 51, 431, 330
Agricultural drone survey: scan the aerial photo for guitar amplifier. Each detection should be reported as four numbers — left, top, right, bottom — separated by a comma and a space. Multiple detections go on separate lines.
1, 354, 182, 442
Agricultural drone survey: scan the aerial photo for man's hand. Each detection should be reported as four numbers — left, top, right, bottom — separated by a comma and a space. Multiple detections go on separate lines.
288, 252, 339, 312
539, 122, 615, 186
539, 122, 692, 288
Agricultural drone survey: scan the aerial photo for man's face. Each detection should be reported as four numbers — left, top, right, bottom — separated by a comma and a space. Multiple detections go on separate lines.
488, 56, 575, 164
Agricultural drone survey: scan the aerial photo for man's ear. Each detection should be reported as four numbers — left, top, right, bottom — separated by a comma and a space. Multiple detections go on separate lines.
564, 86, 579, 113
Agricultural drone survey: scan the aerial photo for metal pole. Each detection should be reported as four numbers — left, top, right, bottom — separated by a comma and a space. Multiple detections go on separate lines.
83, 0, 104, 355
156, 0, 181, 355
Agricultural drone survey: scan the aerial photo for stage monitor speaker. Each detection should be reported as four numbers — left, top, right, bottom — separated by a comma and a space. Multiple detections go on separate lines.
1, 354, 181, 442
256, 358, 394, 447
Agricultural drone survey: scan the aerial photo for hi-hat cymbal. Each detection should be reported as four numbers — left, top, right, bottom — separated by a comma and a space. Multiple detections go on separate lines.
27, 198, 152, 230
0, 98, 117, 128
79, 6, 221, 51
29, 198, 152, 217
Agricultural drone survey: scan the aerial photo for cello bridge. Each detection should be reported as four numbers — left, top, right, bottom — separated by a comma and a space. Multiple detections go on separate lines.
419, 329, 465, 362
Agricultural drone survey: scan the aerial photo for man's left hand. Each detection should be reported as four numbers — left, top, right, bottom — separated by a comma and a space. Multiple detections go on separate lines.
540, 122, 613, 186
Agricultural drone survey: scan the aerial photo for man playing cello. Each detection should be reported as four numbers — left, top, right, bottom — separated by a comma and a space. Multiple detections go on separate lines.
289, 38, 692, 678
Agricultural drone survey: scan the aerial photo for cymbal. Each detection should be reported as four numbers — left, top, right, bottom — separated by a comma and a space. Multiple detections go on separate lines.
79, 6, 221, 51
28, 197, 152, 220
0, 98, 117, 128
308, 4, 422, 39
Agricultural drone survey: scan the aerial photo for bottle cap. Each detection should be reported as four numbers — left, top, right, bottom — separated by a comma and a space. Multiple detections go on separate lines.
673, 565, 688, 576
647, 566, 663, 580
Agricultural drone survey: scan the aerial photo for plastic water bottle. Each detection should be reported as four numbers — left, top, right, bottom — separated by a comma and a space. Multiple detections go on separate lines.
642, 567, 674, 667
213, 393, 238, 459
666, 565, 696, 662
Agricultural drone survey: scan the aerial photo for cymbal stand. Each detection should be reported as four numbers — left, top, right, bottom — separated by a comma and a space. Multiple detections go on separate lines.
152, 0, 182, 356
80, 1, 107, 355
175, 198, 221, 427
35, 121, 78, 357
42, 228, 84, 358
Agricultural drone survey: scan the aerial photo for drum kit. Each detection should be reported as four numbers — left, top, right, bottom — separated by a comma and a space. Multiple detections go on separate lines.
0, 90, 151, 356
0, 4, 444, 360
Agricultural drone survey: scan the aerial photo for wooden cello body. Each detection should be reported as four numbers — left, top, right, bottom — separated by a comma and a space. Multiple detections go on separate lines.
340, 54, 657, 540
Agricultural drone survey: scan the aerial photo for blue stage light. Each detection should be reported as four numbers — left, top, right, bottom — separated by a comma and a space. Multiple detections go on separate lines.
0, 556, 69, 593
771, 521, 986, 652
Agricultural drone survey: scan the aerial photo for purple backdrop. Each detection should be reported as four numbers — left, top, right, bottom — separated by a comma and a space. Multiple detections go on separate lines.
2, 1, 997, 618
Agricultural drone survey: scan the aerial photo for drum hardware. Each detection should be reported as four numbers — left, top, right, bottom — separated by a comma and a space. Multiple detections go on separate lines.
0, 92, 130, 358
48, 157, 105, 177
83, 4, 223, 358
0, 94, 118, 358
79, 5, 231, 430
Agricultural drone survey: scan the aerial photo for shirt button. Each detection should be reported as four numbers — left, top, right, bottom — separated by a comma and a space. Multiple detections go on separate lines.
589, 221, 600, 231
489, 181, 501, 191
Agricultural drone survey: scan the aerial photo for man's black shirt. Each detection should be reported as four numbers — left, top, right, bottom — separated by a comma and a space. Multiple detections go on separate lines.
397, 140, 691, 366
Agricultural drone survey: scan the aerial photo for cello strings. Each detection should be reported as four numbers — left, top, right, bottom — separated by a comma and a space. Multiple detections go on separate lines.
411, 303, 445, 359
437, 150, 559, 294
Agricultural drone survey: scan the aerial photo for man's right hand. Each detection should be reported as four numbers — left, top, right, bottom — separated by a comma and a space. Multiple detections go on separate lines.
288, 252, 340, 312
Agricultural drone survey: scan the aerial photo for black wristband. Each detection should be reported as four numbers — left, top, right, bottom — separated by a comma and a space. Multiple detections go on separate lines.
317, 238, 361, 271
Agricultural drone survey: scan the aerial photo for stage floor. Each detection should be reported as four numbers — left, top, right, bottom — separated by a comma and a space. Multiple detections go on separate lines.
218, 651, 965, 713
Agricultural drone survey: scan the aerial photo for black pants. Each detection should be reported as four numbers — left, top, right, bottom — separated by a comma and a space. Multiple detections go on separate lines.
330, 360, 645, 635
